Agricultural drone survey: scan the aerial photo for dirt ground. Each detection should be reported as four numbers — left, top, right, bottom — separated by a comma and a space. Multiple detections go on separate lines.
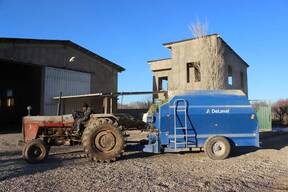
0, 130, 288, 192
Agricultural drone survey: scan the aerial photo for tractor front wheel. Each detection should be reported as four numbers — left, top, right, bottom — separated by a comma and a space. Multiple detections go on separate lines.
22, 139, 49, 163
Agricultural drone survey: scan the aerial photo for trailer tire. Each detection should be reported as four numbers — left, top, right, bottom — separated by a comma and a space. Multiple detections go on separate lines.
22, 139, 49, 163
82, 119, 124, 162
204, 136, 231, 160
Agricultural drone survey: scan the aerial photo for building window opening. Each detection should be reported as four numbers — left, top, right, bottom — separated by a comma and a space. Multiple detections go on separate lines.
6, 89, 15, 108
187, 62, 201, 83
240, 71, 244, 89
228, 65, 233, 86
158, 76, 168, 91
194, 62, 201, 82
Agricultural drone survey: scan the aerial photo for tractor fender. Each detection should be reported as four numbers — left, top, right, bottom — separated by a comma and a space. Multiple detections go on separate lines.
89, 114, 119, 122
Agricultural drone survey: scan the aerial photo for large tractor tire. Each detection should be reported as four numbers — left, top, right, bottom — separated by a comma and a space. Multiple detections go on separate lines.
22, 139, 49, 163
204, 136, 231, 160
82, 118, 125, 162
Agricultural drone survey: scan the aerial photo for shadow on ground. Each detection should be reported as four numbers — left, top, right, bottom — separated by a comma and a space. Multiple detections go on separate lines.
0, 149, 86, 182
231, 132, 288, 157
121, 141, 154, 160
0, 141, 150, 181
0, 150, 22, 157
1, 132, 288, 182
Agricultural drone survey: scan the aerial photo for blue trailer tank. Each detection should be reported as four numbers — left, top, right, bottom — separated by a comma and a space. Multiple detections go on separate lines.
144, 90, 258, 160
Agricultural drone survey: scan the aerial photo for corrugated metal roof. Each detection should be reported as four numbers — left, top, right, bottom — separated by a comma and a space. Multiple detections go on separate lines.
0, 37, 125, 72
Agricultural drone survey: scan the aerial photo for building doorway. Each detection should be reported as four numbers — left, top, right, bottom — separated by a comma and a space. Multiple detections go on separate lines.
0, 60, 42, 132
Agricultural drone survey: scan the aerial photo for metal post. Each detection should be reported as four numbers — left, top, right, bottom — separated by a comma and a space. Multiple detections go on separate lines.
103, 97, 108, 114
57, 92, 62, 115
110, 97, 113, 114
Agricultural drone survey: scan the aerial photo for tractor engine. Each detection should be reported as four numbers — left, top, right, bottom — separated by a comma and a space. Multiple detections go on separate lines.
37, 126, 72, 146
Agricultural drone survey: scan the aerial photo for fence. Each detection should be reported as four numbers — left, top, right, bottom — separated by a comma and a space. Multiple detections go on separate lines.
251, 101, 272, 131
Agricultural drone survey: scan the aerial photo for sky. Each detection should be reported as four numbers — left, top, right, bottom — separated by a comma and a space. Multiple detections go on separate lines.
0, 0, 287, 102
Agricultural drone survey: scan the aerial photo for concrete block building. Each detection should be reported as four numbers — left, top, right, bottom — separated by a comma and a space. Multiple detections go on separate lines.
0, 38, 124, 129
148, 34, 249, 100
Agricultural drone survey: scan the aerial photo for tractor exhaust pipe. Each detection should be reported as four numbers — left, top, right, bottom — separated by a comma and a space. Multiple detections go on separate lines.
26, 105, 32, 116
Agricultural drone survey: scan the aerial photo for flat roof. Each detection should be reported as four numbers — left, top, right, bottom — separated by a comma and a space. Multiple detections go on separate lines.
147, 58, 171, 63
163, 33, 219, 47
0, 37, 125, 72
161, 34, 249, 67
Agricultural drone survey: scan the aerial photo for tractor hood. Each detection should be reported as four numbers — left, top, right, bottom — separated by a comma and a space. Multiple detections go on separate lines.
22, 114, 74, 142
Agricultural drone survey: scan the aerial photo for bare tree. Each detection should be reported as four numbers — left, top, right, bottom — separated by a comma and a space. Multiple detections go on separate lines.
272, 99, 288, 123
189, 19, 208, 38
189, 19, 226, 90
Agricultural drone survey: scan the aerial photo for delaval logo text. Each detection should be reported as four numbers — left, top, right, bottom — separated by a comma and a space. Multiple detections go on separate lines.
206, 108, 230, 114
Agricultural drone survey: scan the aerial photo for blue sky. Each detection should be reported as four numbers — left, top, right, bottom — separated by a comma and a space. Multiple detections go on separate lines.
0, 0, 287, 102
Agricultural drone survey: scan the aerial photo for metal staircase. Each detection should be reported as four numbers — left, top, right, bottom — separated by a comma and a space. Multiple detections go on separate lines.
170, 99, 196, 150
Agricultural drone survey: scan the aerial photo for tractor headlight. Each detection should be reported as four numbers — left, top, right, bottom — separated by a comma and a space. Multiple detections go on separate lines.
251, 114, 256, 120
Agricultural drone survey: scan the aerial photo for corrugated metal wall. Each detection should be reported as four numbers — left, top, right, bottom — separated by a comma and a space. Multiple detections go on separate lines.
43, 67, 91, 115
251, 101, 272, 131
255, 105, 272, 131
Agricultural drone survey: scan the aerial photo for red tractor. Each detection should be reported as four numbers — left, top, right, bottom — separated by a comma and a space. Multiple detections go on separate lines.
22, 113, 125, 163
21, 91, 162, 163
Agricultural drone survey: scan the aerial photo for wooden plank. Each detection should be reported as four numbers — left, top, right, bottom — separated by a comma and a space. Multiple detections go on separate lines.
53, 91, 167, 100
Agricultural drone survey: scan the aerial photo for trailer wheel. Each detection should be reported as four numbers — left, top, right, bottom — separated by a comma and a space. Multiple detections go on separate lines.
82, 119, 124, 162
204, 136, 231, 160
22, 139, 49, 163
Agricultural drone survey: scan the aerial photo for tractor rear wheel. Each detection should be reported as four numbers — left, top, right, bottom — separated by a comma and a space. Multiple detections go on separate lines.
22, 139, 49, 163
82, 118, 124, 162
204, 136, 231, 160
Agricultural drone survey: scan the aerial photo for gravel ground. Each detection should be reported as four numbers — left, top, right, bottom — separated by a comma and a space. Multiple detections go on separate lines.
0, 131, 288, 192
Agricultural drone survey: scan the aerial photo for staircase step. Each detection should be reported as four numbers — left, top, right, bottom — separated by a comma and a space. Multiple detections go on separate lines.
169, 135, 196, 138
176, 110, 186, 112
170, 140, 196, 143
170, 141, 196, 143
